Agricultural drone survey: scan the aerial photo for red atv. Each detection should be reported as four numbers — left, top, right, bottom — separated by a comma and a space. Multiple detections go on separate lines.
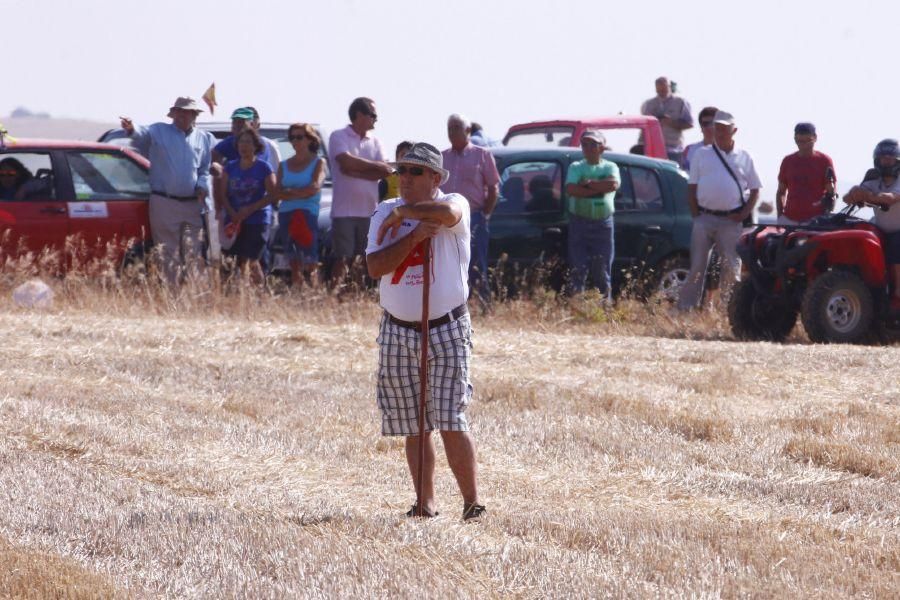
728, 203, 898, 343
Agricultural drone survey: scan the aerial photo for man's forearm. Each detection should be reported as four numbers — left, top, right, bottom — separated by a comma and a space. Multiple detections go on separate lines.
775, 192, 786, 216
687, 184, 699, 217
397, 201, 460, 227
483, 186, 498, 215
338, 154, 391, 180
747, 189, 759, 211
367, 233, 418, 278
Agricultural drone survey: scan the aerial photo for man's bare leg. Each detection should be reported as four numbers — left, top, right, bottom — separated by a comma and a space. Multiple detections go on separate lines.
405, 433, 436, 514
440, 430, 479, 505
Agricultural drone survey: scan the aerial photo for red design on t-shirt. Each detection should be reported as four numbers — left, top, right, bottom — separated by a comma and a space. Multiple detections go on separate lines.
391, 240, 426, 285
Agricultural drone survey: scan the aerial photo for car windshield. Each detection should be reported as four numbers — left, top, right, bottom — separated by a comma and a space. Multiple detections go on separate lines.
505, 126, 644, 155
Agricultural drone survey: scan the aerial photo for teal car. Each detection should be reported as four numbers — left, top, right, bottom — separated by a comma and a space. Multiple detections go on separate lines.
489, 147, 692, 298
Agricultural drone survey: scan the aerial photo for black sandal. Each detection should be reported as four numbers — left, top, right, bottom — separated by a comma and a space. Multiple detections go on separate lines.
406, 504, 439, 518
462, 503, 486, 521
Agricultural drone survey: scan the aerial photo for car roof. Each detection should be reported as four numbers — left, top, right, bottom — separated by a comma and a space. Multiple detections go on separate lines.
197, 122, 322, 132
490, 146, 682, 172
1, 138, 126, 151
506, 115, 658, 130
1, 138, 150, 167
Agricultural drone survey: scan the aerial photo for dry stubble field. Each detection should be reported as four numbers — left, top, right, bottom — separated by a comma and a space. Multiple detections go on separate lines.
0, 282, 898, 599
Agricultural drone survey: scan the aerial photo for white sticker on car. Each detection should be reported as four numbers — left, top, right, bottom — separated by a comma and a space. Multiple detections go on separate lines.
68, 202, 109, 219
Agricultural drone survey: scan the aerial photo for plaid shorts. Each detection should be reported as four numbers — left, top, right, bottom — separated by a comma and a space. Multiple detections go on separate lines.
376, 312, 474, 436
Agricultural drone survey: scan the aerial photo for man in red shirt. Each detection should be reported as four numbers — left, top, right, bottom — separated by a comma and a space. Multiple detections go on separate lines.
776, 123, 836, 224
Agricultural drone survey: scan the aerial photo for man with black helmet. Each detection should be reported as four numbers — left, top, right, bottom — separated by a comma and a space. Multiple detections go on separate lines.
845, 139, 900, 309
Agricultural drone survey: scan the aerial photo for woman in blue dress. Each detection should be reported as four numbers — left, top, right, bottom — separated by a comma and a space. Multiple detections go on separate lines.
276, 123, 326, 288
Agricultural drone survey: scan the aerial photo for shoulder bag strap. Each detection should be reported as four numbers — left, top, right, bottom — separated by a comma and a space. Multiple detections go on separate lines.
711, 145, 745, 207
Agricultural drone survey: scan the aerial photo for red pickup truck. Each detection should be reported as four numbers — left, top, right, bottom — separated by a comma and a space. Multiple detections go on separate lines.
503, 116, 669, 160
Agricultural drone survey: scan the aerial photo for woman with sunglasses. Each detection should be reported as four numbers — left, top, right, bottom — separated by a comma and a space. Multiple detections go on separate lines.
216, 127, 277, 285
0, 157, 32, 201
276, 123, 326, 288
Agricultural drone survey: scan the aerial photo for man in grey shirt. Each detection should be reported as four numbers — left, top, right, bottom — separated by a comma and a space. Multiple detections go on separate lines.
640, 76, 694, 163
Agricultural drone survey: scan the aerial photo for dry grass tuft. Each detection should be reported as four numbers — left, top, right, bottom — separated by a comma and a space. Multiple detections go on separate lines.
0, 535, 125, 599
782, 436, 898, 480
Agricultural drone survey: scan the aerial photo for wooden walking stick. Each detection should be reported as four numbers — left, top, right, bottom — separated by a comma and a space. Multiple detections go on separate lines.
415, 238, 432, 517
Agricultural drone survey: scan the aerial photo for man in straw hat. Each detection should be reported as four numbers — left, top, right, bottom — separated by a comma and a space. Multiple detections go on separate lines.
116, 96, 214, 284
366, 142, 485, 521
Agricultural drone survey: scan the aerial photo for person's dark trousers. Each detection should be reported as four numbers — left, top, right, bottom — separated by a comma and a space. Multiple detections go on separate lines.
469, 211, 491, 302
567, 215, 614, 299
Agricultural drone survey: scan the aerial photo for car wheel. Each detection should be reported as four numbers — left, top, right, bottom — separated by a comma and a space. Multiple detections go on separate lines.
801, 270, 874, 344
728, 279, 797, 341
647, 255, 689, 302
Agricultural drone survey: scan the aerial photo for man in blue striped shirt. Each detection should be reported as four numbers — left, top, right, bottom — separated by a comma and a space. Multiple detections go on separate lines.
116, 96, 213, 284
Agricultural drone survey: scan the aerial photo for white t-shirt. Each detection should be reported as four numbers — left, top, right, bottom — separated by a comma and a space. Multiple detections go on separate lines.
366, 191, 471, 321
689, 144, 762, 211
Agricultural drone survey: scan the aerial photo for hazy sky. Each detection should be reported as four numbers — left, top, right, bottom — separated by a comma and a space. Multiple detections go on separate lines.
3, 0, 898, 198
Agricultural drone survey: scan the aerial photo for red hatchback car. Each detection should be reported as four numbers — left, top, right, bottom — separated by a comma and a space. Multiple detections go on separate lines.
0, 139, 151, 267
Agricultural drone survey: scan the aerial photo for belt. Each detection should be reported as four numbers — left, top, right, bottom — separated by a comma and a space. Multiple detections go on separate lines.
152, 190, 198, 202
388, 304, 468, 330
698, 206, 742, 217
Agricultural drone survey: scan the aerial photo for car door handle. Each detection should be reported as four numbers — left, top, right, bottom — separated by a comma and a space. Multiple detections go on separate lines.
40, 207, 67, 214
643, 225, 662, 232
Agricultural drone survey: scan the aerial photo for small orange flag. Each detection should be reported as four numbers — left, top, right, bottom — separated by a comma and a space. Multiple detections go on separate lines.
201, 83, 217, 115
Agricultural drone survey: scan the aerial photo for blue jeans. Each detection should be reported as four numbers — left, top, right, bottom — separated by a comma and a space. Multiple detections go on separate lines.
469, 211, 490, 301
568, 215, 614, 297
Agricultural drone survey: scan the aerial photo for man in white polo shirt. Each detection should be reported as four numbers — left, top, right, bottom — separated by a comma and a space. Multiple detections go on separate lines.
677, 110, 761, 310
366, 142, 485, 521
328, 97, 393, 288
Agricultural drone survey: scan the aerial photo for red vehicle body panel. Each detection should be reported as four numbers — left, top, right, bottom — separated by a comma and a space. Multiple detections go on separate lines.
806, 227, 887, 287
503, 116, 670, 160
0, 139, 151, 266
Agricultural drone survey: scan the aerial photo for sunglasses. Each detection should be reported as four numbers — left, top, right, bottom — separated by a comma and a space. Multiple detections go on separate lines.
289, 134, 306, 141
700, 120, 714, 127
364, 111, 378, 121
397, 165, 427, 176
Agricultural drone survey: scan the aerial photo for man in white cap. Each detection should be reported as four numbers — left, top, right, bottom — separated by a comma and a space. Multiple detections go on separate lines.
117, 97, 214, 284
677, 110, 761, 310
366, 142, 485, 521
565, 129, 620, 298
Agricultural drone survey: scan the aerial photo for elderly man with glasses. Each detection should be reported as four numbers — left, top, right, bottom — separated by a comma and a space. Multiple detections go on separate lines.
677, 110, 761, 311
366, 142, 485, 521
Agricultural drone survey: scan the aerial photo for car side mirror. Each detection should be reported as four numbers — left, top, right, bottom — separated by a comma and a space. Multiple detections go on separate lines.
756, 201, 774, 215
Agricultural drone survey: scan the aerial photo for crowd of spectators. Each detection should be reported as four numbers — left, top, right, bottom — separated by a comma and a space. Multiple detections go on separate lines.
94, 78, 900, 314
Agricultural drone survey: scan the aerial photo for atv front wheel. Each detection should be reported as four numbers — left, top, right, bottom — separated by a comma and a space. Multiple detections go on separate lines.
728, 279, 797, 341
801, 270, 874, 344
